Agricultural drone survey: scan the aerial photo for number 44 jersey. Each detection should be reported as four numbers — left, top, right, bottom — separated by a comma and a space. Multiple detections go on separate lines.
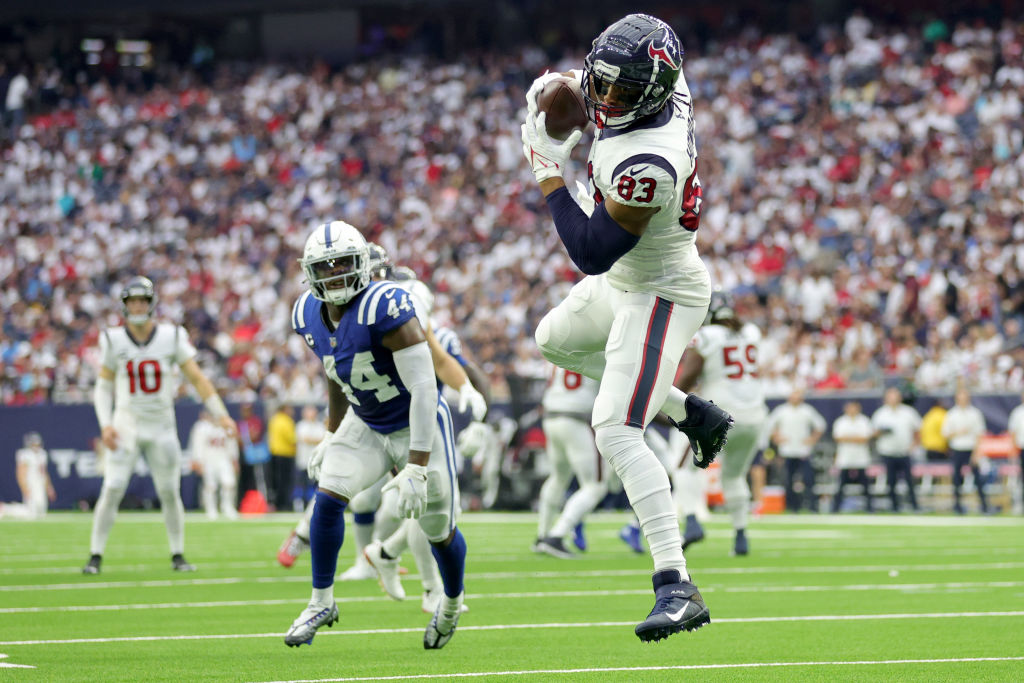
99, 323, 196, 430
586, 73, 710, 308
291, 281, 435, 434
690, 322, 767, 422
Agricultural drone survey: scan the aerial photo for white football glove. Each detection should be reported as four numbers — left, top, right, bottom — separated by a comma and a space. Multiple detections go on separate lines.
521, 105, 583, 183
524, 70, 565, 110
575, 179, 595, 217
382, 462, 429, 519
457, 381, 488, 422
457, 421, 493, 459
307, 430, 334, 481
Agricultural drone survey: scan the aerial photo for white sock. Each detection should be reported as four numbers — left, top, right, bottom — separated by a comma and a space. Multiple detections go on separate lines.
723, 475, 751, 531
295, 498, 316, 540
537, 472, 569, 538
382, 519, 410, 558
312, 586, 333, 606
659, 387, 690, 424
159, 492, 186, 556
596, 425, 688, 579
89, 484, 125, 555
352, 519, 375, 562
672, 459, 704, 518
548, 481, 607, 538
408, 522, 441, 593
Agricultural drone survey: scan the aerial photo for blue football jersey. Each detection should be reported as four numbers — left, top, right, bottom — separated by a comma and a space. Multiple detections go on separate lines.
291, 281, 434, 434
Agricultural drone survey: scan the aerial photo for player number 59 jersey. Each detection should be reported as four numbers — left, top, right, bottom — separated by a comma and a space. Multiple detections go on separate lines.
587, 74, 710, 307
100, 323, 197, 428
690, 322, 767, 421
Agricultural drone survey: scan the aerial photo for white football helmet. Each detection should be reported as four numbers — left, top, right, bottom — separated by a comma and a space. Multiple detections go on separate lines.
121, 276, 157, 325
301, 221, 372, 305
400, 279, 435, 320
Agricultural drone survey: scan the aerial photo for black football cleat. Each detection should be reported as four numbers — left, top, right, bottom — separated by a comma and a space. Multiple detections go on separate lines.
171, 554, 196, 572
681, 514, 705, 551
733, 528, 749, 556
670, 395, 733, 468
535, 536, 574, 559
635, 569, 710, 642
82, 554, 102, 575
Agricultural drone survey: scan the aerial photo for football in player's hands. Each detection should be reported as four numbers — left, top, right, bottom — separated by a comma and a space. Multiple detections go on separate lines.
537, 76, 589, 140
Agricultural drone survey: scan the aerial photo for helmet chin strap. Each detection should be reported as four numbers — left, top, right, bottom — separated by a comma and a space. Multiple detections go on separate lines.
127, 314, 151, 325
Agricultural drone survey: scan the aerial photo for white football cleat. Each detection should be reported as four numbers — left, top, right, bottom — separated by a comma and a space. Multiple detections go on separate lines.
284, 601, 338, 647
364, 540, 405, 601
423, 591, 464, 649
338, 557, 376, 581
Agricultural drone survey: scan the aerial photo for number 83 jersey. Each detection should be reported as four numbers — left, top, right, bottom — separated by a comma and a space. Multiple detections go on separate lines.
586, 73, 710, 307
292, 281, 433, 434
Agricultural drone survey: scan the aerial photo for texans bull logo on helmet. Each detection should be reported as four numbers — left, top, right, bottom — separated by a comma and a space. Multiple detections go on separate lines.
647, 31, 680, 71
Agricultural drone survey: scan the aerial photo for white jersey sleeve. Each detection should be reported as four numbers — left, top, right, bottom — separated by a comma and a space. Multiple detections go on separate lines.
173, 325, 198, 365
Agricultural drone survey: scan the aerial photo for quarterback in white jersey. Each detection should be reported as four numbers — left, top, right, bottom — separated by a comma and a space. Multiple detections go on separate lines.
534, 365, 607, 559
673, 291, 767, 556
84, 276, 237, 575
522, 13, 732, 641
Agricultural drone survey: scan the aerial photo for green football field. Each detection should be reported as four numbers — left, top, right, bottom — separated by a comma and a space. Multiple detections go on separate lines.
1, 512, 1023, 682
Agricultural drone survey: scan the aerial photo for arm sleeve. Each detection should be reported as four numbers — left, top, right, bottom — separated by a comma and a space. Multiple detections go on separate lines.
94, 376, 114, 429
545, 187, 640, 275
392, 341, 438, 452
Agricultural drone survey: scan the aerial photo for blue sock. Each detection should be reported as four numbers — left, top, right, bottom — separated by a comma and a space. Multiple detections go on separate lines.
310, 491, 347, 589
352, 511, 375, 525
430, 527, 467, 599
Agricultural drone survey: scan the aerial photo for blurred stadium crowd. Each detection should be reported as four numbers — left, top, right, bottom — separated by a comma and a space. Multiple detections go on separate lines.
2, 12, 1024, 406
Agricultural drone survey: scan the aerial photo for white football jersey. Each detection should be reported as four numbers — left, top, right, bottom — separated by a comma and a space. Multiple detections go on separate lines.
189, 419, 239, 467
542, 365, 599, 416
587, 74, 710, 306
690, 322, 767, 420
100, 323, 196, 429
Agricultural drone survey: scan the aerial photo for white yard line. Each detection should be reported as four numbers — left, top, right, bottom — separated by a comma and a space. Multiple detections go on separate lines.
252, 657, 1024, 683
3, 611, 1023, 646
3, 581, 1023, 615
5, 560, 1024, 592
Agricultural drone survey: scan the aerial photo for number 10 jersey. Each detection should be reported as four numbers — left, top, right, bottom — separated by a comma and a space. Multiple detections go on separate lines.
99, 323, 197, 431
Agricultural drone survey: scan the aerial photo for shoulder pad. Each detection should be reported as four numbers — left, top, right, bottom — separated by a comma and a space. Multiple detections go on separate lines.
291, 290, 316, 333
357, 282, 417, 330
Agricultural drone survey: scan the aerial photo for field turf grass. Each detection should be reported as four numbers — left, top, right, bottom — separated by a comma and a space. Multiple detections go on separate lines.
1, 511, 1023, 681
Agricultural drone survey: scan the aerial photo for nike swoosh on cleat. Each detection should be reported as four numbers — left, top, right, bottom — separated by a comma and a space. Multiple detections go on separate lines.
665, 605, 689, 621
